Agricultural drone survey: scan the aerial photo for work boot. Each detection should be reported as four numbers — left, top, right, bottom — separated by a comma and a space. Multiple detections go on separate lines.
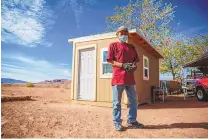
114, 123, 124, 131
127, 120, 144, 129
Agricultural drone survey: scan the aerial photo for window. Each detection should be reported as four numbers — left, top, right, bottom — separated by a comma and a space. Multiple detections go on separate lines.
100, 48, 112, 78
143, 55, 149, 80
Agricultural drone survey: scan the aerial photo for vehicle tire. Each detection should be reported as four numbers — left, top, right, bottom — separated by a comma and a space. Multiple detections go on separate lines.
196, 87, 207, 101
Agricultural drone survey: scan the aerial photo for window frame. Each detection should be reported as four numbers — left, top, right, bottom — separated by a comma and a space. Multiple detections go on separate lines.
143, 55, 149, 80
100, 48, 112, 78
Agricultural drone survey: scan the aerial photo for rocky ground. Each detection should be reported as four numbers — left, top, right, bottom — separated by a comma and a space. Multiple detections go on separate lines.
1, 85, 208, 138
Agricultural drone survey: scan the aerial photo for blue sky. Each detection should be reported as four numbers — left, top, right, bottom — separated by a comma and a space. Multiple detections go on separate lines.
1, 0, 208, 82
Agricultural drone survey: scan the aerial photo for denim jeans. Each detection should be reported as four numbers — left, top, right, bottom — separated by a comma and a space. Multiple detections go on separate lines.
112, 84, 138, 124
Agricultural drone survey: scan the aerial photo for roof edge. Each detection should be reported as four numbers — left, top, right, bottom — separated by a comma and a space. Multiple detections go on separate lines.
131, 32, 164, 59
183, 51, 208, 68
68, 29, 137, 43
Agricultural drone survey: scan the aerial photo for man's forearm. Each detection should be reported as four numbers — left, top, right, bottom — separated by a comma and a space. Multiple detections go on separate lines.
107, 60, 123, 68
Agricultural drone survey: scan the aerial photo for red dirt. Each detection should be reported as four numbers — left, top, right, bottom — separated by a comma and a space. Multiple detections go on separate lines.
1, 85, 208, 138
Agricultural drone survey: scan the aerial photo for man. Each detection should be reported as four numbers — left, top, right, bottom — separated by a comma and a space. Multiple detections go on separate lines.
106, 26, 144, 131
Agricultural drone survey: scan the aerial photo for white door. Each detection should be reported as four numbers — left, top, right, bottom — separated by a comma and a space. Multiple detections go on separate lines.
78, 48, 95, 100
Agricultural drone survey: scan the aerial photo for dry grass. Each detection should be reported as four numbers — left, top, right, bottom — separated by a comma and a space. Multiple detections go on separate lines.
1, 82, 71, 89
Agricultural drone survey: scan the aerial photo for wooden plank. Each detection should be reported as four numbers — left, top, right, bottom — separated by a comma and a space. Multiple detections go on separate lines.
2, 96, 32, 102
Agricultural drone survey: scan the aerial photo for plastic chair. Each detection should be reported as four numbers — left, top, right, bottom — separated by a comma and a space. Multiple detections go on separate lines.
153, 81, 168, 103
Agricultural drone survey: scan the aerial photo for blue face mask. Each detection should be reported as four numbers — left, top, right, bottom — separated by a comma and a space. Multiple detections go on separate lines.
119, 35, 128, 42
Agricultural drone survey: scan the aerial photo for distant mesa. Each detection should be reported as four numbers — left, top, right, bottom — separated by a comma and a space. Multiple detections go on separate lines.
38, 79, 70, 84
1, 78, 27, 83
1, 78, 71, 84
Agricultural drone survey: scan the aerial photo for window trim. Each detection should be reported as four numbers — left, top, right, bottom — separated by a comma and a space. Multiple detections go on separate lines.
100, 48, 112, 78
143, 55, 149, 80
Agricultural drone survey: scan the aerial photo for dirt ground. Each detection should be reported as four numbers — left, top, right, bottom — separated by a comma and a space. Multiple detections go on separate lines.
1, 85, 208, 138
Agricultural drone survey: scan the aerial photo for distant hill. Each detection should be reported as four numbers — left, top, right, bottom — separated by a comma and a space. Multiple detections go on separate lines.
1, 78, 27, 83
37, 79, 70, 84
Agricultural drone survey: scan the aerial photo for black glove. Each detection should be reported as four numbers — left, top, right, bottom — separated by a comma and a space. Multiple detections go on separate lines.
129, 62, 137, 72
122, 62, 137, 72
122, 63, 135, 72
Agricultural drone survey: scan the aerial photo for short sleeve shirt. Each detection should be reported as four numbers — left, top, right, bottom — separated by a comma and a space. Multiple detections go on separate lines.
106, 42, 139, 85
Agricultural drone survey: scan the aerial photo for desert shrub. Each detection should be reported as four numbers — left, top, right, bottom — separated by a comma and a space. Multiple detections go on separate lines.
26, 82, 34, 87
54, 85, 60, 88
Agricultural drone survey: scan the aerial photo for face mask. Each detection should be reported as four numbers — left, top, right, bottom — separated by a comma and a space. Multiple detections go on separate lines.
119, 35, 128, 42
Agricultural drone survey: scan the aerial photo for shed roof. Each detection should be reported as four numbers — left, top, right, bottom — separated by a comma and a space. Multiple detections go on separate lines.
129, 32, 163, 59
183, 51, 208, 67
68, 29, 163, 59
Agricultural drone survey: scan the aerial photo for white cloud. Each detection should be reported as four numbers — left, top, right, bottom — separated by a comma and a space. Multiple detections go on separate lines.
58, 0, 98, 28
1, 0, 54, 47
64, 69, 71, 75
60, 63, 69, 66
2, 63, 24, 69
180, 26, 206, 37
70, 0, 83, 29
84, 0, 98, 5
2, 54, 71, 82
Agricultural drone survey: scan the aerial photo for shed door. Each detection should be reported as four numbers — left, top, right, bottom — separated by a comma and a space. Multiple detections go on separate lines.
78, 48, 95, 100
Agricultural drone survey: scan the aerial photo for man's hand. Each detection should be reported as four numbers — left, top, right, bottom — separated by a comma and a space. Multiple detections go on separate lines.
122, 63, 131, 70
129, 62, 137, 72
122, 62, 137, 72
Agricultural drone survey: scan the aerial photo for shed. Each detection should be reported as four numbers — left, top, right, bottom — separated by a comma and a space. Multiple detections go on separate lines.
183, 51, 208, 67
183, 50, 208, 76
68, 29, 163, 107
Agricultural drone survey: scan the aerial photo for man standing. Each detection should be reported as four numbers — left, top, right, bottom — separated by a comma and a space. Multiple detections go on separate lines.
106, 26, 144, 131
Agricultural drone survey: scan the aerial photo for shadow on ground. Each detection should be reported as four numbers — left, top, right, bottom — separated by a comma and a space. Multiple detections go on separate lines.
142, 122, 208, 129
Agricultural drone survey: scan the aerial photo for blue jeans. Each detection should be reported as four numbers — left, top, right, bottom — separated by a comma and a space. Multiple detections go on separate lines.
112, 84, 138, 124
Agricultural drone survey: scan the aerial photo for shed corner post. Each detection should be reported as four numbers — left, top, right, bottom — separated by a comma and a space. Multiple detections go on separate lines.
70, 41, 76, 100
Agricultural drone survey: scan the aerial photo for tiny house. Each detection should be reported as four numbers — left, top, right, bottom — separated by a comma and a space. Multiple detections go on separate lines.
68, 29, 163, 107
